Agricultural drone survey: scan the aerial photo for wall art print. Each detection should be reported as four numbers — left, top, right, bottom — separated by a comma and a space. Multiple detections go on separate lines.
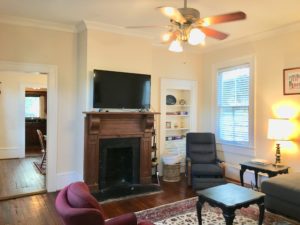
283, 67, 300, 95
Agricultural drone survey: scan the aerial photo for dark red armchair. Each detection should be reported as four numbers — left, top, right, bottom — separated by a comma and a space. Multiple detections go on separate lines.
55, 182, 153, 225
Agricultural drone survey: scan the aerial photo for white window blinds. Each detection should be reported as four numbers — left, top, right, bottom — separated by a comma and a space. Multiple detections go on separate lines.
216, 64, 251, 147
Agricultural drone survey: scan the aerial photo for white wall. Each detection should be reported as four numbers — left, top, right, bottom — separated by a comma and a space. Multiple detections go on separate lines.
0, 71, 47, 158
200, 29, 300, 182
0, 23, 79, 189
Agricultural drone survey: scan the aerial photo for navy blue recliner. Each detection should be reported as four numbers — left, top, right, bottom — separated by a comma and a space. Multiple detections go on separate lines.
186, 132, 226, 190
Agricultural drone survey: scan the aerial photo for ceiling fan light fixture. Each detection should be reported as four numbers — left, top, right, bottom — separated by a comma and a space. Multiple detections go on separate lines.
188, 28, 206, 45
168, 40, 183, 52
163, 7, 175, 17
162, 32, 172, 42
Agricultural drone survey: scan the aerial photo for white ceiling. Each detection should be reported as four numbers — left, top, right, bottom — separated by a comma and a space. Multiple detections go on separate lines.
1, 0, 300, 50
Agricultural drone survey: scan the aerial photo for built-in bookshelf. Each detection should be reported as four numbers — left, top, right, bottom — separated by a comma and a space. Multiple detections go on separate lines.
160, 79, 198, 173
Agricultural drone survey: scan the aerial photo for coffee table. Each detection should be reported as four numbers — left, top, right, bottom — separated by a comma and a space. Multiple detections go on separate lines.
240, 161, 289, 189
196, 183, 265, 225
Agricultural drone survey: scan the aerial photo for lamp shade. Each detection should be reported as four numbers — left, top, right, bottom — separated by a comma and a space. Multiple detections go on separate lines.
267, 119, 293, 140
168, 40, 183, 52
188, 28, 205, 45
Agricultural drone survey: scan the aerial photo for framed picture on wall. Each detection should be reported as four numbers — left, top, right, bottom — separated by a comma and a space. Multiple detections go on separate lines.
283, 67, 300, 95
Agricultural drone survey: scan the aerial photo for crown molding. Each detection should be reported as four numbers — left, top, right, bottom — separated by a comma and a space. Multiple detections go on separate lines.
75, 21, 87, 33
81, 20, 153, 39
1, 14, 300, 54
0, 15, 76, 33
201, 21, 300, 54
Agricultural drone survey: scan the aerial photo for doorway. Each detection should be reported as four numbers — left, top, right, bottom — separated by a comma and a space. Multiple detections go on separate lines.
0, 72, 48, 199
25, 87, 47, 157
0, 61, 58, 197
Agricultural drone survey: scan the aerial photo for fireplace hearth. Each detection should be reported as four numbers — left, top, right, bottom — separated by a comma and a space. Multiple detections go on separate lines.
96, 137, 161, 201
99, 137, 140, 191
93, 182, 161, 202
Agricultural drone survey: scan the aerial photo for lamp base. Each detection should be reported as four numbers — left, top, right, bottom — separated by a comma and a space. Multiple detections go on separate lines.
272, 162, 285, 168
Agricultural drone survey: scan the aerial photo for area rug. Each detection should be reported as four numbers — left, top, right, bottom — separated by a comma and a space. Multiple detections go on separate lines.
135, 197, 299, 225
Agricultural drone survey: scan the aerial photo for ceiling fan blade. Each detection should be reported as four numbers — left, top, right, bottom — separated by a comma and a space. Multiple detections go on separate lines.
157, 6, 186, 24
198, 11, 246, 26
200, 27, 229, 40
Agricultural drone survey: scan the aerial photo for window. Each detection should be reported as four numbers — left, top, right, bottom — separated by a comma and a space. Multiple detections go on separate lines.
25, 96, 40, 118
216, 63, 253, 147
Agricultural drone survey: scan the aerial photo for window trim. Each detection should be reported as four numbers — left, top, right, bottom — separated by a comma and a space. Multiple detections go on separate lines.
212, 56, 255, 151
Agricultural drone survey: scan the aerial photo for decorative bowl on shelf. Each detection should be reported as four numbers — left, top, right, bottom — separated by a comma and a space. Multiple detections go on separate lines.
166, 95, 176, 105
179, 99, 186, 105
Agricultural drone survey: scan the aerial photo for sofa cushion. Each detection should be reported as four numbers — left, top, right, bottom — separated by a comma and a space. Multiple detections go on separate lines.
261, 172, 300, 206
192, 164, 223, 177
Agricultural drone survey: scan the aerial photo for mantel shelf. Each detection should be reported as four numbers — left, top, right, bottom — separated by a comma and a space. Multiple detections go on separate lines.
83, 111, 160, 115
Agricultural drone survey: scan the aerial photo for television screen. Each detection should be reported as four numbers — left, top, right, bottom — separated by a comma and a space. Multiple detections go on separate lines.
93, 69, 151, 110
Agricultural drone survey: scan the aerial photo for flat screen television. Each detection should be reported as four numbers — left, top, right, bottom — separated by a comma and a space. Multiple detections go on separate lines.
93, 69, 151, 110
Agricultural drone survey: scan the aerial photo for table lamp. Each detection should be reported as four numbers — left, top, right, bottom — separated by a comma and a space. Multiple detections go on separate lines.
267, 119, 293, 166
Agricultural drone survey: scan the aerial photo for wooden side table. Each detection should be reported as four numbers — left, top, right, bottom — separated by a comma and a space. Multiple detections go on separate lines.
240, 162, 289, 189
196, 183, 265, 225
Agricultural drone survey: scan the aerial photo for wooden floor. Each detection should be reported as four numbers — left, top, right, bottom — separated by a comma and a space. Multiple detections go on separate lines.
0, 157, 46, 200
0, 176, 196, 225
25, 147, 43, 157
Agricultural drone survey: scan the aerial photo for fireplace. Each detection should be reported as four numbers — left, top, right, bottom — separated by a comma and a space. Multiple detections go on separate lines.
99, 137, 140, 191
83, 112, 159, 192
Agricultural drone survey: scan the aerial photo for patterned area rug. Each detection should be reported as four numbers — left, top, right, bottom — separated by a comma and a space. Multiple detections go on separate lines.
135, 197, 299, 225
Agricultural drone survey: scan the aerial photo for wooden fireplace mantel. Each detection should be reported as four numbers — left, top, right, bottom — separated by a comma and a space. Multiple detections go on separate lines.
83, 111, 159, 191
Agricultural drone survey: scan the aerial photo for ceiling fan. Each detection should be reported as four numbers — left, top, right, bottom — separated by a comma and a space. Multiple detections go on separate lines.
128, 0, 246, 52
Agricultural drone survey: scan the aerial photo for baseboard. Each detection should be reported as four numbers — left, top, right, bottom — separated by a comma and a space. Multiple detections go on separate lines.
53, 164, 269, 192
56, 171, 83, 190
0, 147, 24, 159
225, 162, 268, 186
0, 189, 46, 201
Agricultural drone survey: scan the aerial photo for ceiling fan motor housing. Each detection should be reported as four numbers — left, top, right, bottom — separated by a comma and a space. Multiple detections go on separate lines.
178, 8, 200, 24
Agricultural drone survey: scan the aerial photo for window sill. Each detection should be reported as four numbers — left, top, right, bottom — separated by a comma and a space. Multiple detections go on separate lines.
216, 143, 255, 157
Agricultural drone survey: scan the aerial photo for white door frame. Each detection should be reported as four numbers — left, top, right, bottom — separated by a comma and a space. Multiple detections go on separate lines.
0, 61, 58, 192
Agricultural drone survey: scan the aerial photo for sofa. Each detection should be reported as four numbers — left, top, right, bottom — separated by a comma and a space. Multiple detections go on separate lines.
261, 172, 300, 222
55, 182, 154, 225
